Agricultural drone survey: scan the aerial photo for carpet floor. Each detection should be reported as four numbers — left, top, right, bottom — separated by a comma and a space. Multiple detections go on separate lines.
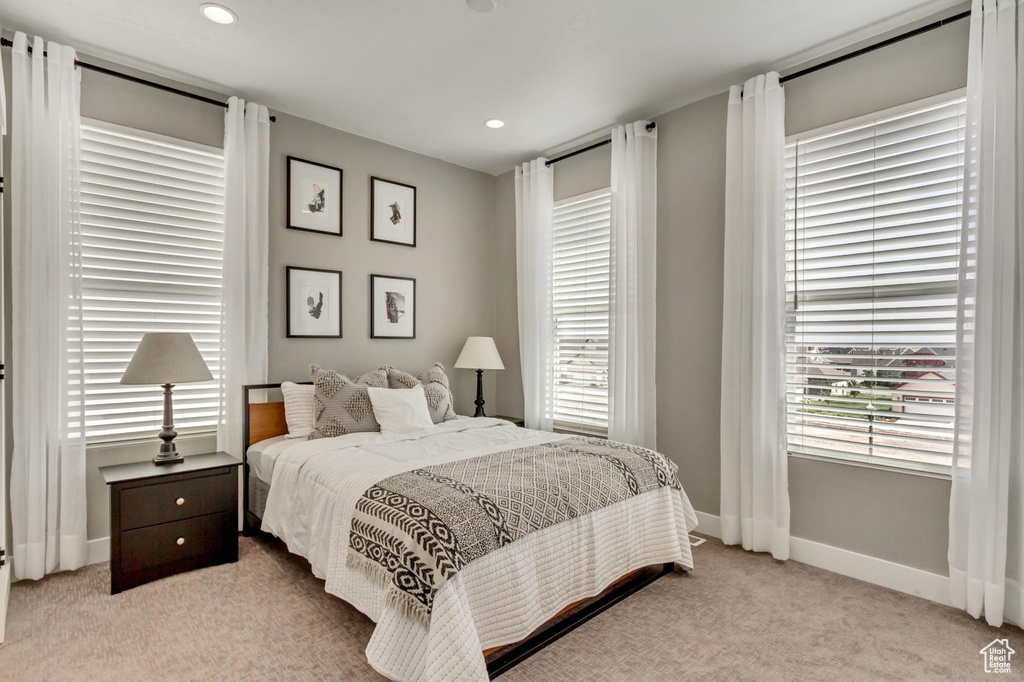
4, 534, 1021, 681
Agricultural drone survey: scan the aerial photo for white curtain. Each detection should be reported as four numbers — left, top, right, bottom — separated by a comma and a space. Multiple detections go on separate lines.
515, 158, 554, 431
0, 20, 6, 137
9, 33, 88, 579
948, 0, 1024, 628
720, 73, 790, 560
217, 98, 270, 458
608, 121, 658, 448
0, 21, 8, 599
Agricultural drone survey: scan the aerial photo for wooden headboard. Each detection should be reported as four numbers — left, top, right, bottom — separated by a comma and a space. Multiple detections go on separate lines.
247, 402, 288, 447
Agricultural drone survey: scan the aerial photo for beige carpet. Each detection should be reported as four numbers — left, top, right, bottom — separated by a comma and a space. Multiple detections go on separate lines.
4, 534, 1021, 681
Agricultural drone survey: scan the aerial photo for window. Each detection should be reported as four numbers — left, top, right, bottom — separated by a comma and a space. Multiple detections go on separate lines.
75, 121, 225, 442
551, 189, 611, 434
785, 93, 966, 472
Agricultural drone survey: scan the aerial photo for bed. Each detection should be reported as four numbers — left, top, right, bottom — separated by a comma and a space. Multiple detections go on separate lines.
242, 383, 699, 681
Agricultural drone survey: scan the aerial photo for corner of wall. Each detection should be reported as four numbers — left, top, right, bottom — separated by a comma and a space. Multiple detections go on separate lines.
491, 169, 523, 418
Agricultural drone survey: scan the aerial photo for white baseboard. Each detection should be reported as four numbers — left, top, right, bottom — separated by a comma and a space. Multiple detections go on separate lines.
87, 537, 110, 566
690, 511, 950, 608
789, 535, 951, 606
694, 511, 721, 539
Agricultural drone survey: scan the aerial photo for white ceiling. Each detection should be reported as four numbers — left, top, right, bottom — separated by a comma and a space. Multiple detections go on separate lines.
1, 0, 965, 175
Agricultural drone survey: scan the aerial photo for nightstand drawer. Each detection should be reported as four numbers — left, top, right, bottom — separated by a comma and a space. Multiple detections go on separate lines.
120, 511, 234, 572
119, 469, 234, 531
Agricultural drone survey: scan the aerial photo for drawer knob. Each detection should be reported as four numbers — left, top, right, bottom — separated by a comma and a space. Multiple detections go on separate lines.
175, 497, 185, 506
176, 537, 185, 546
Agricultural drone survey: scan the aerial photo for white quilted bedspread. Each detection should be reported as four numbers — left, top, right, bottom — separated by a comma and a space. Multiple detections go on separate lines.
260, 418, 698, 682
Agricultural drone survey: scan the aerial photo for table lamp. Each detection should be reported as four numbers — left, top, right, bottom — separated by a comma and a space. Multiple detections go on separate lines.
120, 332, 214, 464
454, 336, 504, 417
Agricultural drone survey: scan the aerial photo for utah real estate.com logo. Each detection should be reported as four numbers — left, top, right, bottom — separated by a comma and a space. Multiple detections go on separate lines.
980, 639, 1015, 674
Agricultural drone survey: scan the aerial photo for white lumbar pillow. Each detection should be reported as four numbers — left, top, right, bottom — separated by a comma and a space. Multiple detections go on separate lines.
367, 385, 435, 434
281, 381, 315, 439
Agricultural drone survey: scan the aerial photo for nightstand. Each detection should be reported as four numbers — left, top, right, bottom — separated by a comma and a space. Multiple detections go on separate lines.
492, 415, 525, 427
100, 452, 241, 595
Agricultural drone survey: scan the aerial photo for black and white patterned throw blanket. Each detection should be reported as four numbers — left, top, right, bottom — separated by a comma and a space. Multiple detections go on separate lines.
347, 437, 682, 623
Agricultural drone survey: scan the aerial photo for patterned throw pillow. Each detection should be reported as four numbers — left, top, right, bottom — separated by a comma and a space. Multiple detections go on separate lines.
382, 363, 458, 423
308, 365, 389, 439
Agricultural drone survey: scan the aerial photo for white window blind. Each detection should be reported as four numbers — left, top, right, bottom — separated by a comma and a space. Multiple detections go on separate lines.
551, 189, 611, 434
75, 122, 225, 442
785, 94, 966, 472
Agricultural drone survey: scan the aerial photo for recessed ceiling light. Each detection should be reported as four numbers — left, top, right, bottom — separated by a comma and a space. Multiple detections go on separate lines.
467, 0, 497, 14
200, 3, 237, 25
484, 118, 505, 129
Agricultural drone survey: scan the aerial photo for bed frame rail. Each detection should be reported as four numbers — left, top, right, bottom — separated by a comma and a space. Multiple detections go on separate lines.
485, 562, 674, 678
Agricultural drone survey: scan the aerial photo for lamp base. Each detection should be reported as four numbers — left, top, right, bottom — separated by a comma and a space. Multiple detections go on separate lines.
154, 383, 183, 464
473, 369, 486, 418
153, 452, 185, 465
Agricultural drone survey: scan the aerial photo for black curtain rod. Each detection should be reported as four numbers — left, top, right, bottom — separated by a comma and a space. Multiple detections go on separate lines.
0, 36, 276, 122
546, 122, 656, 166
779, 9, 970, 84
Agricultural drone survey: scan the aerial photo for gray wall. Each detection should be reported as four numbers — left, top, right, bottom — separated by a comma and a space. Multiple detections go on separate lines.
266, 112, 497, 404
492, 19, 969, 575
653, 92, 730, 518
2, 55, 499, 543
493, 172, 522, 419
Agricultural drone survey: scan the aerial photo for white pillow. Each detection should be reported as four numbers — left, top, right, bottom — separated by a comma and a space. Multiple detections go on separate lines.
281, 381, 315, 439
367, 385, 435, 434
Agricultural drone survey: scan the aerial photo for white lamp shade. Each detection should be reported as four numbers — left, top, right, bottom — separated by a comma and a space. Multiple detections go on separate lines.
120, 333, 214, 385
454, 336, 505, 370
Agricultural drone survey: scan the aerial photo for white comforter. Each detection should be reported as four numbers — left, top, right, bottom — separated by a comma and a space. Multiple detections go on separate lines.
260, 417, 698, 682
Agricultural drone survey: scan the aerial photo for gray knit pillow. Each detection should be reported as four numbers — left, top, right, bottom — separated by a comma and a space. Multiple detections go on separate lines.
382, 363, 457, 423
308, 365, 389, 439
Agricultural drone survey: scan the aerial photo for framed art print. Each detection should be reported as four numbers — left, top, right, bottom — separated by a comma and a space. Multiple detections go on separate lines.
370, 176, 416, 247
287, 266, 343, 338
370, 274, 416, 339
287, 156, 343, 236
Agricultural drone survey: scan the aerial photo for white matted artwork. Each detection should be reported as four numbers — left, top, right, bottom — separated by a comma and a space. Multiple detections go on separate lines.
287, 266, 342, 338
288, 157, 343, 236
370, 274, 416, 339
371, 176, 416, 246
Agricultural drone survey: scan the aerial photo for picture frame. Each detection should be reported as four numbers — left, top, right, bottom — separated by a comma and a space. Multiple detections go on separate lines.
370, 274, 416, 339
286, 266, 343, 338
370, 176, 417, 247
287, 156, 343, 236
